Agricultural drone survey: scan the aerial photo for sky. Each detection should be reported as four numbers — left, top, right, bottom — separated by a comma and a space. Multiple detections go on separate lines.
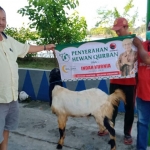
0, 0, 147, 30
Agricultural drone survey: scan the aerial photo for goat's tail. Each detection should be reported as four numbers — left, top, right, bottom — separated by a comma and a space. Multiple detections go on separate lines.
115, 89, 126, 102
109, 89, 126, 107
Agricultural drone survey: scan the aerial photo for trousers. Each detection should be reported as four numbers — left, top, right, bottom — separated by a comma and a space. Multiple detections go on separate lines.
110, 83, 136, 136
136, 97, 150, 150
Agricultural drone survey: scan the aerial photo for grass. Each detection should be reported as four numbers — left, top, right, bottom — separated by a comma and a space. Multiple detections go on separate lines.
17, 57, 58, 70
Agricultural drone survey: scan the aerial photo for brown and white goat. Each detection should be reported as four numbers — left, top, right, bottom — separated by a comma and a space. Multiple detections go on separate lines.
51, 85, 126, 150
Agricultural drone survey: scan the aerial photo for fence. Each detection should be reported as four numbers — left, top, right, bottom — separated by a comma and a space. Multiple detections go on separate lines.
18, 68, 133, 112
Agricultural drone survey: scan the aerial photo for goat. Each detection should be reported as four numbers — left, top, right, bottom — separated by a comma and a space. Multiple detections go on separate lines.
50, 85, 126, 150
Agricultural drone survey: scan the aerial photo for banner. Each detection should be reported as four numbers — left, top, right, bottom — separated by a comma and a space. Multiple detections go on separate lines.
55, 34, 137, 81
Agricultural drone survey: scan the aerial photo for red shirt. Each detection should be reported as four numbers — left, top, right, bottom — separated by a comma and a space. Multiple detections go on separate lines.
110, 78, 136, 85
136, 41, 150, 101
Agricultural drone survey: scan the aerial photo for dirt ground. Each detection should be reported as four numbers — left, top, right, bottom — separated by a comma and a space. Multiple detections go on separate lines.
7, 101, 150, 150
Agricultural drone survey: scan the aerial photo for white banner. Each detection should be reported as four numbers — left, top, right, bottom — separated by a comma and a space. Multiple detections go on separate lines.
55, 35, 137, 81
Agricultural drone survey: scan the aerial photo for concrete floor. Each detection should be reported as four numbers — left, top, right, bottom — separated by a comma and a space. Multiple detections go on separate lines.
7, 101, 150, 150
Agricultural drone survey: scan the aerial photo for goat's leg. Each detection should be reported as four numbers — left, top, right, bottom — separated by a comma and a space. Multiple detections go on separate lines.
99, 124, 107, 133
103, 116, 116, 150
57, 115, 67, 149
94, 115, 107, 133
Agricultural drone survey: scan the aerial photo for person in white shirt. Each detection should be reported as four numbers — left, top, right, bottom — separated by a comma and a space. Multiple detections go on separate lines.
0, 6, 55, 150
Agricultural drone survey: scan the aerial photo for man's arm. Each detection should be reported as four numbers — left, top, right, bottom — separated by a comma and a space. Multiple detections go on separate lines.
28, 44, 55, 53
133, 37, 150, 65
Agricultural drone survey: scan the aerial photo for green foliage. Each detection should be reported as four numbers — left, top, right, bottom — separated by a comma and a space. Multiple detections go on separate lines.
18, 0, 87, 45
91, 0, 140, 37
17, 57, 56, 70
5, 25, 40, 58
134, 24, 146, 36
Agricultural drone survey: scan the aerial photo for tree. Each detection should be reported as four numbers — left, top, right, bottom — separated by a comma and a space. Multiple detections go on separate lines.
134, 24, 146, 39
91, 0, 140, 37
5, 25, 40, 58
17, 0, 87, 45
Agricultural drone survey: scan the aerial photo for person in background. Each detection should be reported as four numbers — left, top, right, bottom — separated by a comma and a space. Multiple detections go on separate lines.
98, 17, 138, 145
0, 6, 55, 150
146, 21, 150, 52
133, 36, 150, 150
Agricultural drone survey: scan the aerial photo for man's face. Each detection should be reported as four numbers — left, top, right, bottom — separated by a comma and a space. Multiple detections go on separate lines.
115, 26, 128, 36
0, 9, 6, 32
